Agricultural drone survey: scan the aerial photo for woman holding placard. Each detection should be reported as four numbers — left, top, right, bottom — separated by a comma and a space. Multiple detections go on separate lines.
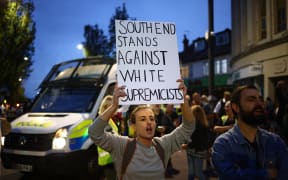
88, 79, 195, 180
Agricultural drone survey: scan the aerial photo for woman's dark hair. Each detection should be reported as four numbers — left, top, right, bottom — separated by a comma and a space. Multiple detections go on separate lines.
191, 105, 209, 127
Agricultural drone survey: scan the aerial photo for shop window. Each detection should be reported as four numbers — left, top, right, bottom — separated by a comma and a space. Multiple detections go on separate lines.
221, 59, 228, 73
215, 61, 221, 74
213, 59, 228, 75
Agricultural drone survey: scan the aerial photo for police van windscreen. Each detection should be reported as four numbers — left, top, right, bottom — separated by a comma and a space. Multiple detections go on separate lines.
30, 87, 100, 113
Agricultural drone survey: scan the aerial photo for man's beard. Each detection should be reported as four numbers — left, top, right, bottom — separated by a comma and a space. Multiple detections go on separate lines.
239, 105, 265, 127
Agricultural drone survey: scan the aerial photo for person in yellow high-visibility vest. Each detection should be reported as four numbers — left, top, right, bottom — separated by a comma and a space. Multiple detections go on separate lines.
97, 95, 118, 180
213, 101, 236, 135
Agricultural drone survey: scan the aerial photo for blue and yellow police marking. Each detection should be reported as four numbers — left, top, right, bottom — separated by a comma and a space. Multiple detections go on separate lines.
69, 119, 93, 150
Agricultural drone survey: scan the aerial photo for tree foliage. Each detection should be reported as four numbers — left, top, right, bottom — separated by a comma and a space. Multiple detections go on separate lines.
0, 0, 35, 104
108, 3, 131, 56
83, 24, 109, 57
82, 3, 132, 57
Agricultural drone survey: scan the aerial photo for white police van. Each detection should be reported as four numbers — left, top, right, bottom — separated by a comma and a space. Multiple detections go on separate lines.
1, 57, 117, 176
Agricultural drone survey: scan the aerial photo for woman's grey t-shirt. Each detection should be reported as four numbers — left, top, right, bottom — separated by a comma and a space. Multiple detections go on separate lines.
88, 118, 195, 180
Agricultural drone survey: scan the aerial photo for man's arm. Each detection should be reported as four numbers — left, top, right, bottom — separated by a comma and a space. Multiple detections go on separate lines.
213, 125, 233, 134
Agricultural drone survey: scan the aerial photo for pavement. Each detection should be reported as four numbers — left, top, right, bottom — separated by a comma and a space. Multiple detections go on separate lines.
167, 150, 188, 180
0, 149, 219, 180
0, 160, 20, 179
168, 150, 219, 180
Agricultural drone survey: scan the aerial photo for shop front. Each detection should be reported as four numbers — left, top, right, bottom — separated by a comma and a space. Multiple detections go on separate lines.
185, 74, 233, 99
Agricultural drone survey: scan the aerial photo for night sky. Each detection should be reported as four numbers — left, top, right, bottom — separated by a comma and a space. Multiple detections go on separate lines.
24, 0, 231, 98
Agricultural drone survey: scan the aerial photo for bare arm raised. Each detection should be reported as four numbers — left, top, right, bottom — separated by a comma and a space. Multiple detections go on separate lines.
177, 79, 194, 123
98, 85, 126, 122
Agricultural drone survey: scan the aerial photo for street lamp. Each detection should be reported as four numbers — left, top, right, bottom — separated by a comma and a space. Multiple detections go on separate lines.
76, 43, 88, 57
76, 43, 84, 50
207, 0, 215, 96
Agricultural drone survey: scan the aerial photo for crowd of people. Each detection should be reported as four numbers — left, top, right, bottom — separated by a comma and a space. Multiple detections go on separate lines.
87, 79, 288, 180
0, 103, 27, 122
0, 77, 287, 179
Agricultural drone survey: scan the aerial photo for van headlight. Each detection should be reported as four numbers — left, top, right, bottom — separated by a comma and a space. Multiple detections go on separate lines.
52, 128, 68, 150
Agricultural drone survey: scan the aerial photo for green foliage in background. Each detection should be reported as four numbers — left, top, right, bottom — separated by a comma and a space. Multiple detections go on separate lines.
0, 0, 35, 104
82, 3, 132, 57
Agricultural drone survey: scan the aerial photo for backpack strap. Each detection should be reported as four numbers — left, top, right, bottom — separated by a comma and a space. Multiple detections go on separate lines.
152, 139, 165, 167
120, 138, 165, 180
120, 138, 136, 180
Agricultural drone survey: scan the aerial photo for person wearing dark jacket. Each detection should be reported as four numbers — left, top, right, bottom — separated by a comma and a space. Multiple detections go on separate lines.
212, 85, 288, 180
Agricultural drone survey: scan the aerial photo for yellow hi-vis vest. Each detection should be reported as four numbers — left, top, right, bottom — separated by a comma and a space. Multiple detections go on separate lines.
221, 115, 229, 125
97, 119, 118, 166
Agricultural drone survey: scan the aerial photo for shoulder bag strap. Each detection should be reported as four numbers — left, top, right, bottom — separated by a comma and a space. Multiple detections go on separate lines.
152, 139, 165, 167
120, 138, 136, 180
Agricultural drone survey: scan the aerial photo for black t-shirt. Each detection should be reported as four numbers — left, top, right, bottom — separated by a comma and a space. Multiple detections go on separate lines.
188, 123, 212, 151
155, 110, 174, 135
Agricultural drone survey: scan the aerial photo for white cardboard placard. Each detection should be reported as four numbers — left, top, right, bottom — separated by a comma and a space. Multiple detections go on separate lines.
115, 20, 183, 105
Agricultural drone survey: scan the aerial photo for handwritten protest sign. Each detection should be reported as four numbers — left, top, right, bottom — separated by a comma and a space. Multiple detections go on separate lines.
115, 20, 183, 105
